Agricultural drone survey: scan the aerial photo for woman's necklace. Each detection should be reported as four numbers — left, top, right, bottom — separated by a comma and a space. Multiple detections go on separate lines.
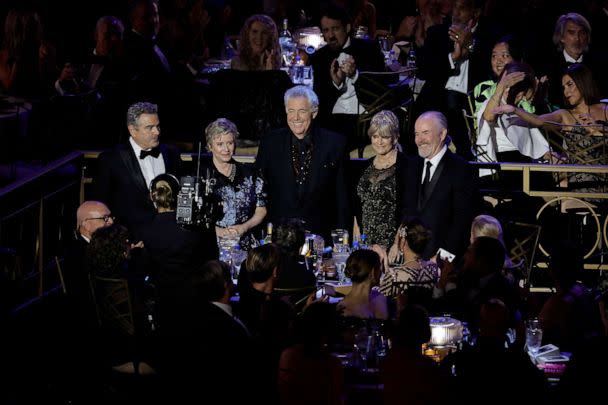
217, 162, 236, 181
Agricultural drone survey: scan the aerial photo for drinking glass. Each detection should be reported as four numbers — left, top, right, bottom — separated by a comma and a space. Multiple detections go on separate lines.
331, 229, 349, 252
525, 318, 543, 355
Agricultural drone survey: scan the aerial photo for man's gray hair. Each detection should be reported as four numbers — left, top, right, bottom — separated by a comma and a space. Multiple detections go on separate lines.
127, 102, 158, 126
419, 110, 448, 132
284, 85, 319, 111
552, 13, 591, 52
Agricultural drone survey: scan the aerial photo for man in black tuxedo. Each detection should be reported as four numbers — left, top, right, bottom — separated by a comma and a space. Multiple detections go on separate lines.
94, 101, 181, 235
400, 111, 478, 260
255, 85, 349, 242
415, 0, 500, 160
539, 12, 608, 108
308, 3, 385, 150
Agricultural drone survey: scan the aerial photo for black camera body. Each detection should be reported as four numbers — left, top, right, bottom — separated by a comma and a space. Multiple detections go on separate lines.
176, 173, 221, 230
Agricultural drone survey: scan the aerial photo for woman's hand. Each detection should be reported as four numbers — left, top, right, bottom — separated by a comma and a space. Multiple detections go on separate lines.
492, 104, 515, 115
261, 48, 274, 70
371, 244, 389, 273
387, 243, 401, 264
228, 224, 248, 237
497, 71, 525, 92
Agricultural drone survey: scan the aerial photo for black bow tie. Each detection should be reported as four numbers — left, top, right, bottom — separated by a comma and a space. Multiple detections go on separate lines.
139, 147, 160, 159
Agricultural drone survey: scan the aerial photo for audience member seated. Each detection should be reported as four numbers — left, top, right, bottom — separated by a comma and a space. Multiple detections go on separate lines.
440, 298, 547, 405
355, 110, 410, 249
308, 3, 385, 151
470, 214, 520, 279
278, 301, 345, 405
231, 14, 281, 71
378, 217, 439, 313
157, 260, 253, 403
337, 249, 389, 320
476, 62, 550, 183
492, 63, 608, 203
393, 0, 447, 47
414, 0, 501, 160
87, 224, 154, 376
539, 12, 607, 109
472, 35, 525, 115
207, 67, 292, 145
272, 218, 317, 306
0, 7, 58, 98
383, 305, 452, 405
449, 236, 522, 331
539, 240, 603, 352
236, 244, 296, 402
203, 118, 267, 250
52, 16, 129, 151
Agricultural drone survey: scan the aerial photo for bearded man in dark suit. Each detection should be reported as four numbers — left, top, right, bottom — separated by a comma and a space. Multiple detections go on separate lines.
94, 101, 181, 235
400, 111, 478, 260
255, 86, 349, 242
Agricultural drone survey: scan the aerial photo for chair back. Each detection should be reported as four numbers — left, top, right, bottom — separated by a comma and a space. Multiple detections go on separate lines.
207, 69, 293, 143
503, 222, 542, 284
355, 71, 414, 156
389, 279, 435, 310
92, 275, 135, 335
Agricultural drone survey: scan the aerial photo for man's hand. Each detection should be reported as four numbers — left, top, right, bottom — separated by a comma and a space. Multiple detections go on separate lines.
228, 224, 247, 237
448, 20, 474, 62
330, 54, 356, 86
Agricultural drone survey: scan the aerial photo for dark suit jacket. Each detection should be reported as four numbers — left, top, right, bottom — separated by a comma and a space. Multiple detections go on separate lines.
416, 20, 499, 110
403, 150, 478, 259
255, 125, 349, 240
93, 142, 181, 234
539, 50, 608, 108
139, 212, 218, 288
309, 37, 385, 121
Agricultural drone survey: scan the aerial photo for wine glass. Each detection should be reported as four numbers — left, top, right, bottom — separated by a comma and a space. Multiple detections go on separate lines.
525, 318, 543, 356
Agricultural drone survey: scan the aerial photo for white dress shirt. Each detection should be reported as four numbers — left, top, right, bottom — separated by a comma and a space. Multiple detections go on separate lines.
332, 37, 364, 114
421, 145, 448, 184
129, 137, 165, 189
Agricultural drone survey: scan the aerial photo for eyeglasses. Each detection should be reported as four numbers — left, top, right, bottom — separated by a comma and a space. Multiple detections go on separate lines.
85, 215, 114, 223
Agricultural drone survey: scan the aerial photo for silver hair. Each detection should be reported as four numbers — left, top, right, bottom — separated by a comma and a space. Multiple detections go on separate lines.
205, 118, 239, 146
552, 13, 591, 52
284, 85, 319, 112
419, 110, 448, 131
126, 102, 158, 127
368, 110, 400, 141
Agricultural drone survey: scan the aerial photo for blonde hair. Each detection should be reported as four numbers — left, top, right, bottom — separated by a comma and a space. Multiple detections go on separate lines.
471, 215, 504, 242
205, 118, 239, 147
368, 110, 400, 142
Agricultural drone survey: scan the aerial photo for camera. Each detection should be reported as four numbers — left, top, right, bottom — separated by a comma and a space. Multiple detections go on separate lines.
176, 172, 222, 230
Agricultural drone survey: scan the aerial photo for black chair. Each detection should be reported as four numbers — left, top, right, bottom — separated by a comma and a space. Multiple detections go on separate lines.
207, 69, 294, 144
355, 71, 414, 157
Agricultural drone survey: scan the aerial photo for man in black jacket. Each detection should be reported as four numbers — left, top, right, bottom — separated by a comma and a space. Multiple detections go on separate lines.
309, 3, 385, 151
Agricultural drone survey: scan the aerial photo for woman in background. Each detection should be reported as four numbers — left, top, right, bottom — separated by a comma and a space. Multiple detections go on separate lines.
337, 249, 389, 320
231, 14, 281, 71
492, 63, 607, 197
378, 217, 439, 312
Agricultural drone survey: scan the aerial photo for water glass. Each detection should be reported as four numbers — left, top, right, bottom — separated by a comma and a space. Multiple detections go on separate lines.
525, 318, 543, 355
331, 229, 349, 251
